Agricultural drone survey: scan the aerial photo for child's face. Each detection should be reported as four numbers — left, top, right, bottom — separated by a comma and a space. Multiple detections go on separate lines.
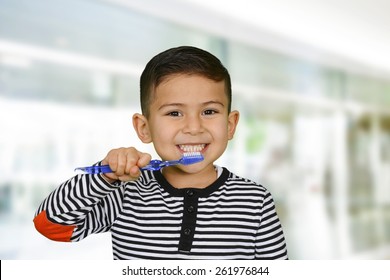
135, 74, 239, 173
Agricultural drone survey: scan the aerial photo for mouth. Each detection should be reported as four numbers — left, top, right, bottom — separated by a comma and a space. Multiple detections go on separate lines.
178, 144, 207, 154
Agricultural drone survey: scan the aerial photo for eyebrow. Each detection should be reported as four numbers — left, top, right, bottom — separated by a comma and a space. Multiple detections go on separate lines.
158, 101, 225, 111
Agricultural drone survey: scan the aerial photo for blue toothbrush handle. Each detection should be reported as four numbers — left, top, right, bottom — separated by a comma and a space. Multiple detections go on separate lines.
140, 159, 183, 170
75, 154, 202, 174
75, 160, 165, 174
74, 165, 113, 174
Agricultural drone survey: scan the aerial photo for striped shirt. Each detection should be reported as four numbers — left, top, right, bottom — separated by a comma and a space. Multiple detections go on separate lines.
34, 166, 288, 259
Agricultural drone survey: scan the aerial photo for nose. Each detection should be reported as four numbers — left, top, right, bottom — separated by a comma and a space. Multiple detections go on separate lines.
183, 114, 204, 135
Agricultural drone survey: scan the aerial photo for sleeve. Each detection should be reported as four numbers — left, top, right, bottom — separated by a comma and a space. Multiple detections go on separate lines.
33, 173, 125, 242
255, 189, 288, 259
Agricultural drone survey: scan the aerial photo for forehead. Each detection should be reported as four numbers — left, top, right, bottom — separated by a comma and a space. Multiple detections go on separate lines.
152, 74, 227, 104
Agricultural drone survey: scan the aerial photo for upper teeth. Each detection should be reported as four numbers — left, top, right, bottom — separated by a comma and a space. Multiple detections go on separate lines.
179, 144, 205, 152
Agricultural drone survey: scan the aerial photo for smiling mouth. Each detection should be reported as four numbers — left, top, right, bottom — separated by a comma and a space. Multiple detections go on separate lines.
178, 144, 207, 153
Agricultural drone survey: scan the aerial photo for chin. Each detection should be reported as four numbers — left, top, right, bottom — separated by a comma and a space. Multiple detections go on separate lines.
182, 163, 215, 174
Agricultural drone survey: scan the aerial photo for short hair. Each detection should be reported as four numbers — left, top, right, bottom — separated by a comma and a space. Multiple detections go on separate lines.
140, 46, 232, 118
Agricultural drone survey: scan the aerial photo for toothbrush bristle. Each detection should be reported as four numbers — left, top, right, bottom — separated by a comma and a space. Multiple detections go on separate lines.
180, 152, 204, 165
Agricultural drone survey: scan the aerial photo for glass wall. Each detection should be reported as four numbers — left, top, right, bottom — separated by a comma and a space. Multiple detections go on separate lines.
1, 0, 389, 259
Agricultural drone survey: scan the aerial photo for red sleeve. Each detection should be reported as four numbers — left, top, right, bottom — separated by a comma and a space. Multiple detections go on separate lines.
33, 210, 76, 242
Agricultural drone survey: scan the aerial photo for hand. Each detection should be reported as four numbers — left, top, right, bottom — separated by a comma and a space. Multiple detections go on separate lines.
101, 147, 151, 183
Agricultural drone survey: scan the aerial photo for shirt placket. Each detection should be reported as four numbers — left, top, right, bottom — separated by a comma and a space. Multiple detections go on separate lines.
178, 189, 198, 252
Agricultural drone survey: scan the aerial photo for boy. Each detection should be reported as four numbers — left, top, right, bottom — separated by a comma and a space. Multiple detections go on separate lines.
34, 46, 288, 259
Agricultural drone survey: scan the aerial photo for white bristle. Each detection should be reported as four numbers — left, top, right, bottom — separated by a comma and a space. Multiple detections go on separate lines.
183, 151, 202, 157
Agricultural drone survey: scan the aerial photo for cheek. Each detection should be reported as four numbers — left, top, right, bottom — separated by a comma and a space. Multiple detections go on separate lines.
150, 122, 174, 143
210, 120, 230, 140
150, 126, 164, 141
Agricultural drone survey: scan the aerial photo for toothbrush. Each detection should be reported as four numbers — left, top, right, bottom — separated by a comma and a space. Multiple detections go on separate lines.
74, 152, 204, 174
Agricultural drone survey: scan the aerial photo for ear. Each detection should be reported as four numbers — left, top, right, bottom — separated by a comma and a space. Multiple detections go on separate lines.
227, 110, 240, 140
132, 113, 152, 143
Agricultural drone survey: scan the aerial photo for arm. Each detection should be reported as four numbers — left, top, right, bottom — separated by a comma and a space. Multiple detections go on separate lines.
33, 173, 124, 242
255, 190, 288, 259
33, 147, 151, 242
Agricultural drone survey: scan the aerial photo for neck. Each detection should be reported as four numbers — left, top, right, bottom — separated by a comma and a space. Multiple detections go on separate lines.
161, 165, 217, 189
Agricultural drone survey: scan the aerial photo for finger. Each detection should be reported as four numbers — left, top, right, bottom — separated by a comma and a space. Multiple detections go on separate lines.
129, 165, 141, 178
116, 149, 131, 176
101, 157, 119, 181
137, 152, 152, 168
124, 148, 140, 174
103, 149, 119, 173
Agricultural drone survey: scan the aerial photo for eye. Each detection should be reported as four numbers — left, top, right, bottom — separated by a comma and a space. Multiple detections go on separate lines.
167, 111, 182, 117
203, 109, 218, 115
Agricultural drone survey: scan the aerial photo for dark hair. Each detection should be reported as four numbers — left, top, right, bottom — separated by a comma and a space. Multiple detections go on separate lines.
140, 46, 232, 117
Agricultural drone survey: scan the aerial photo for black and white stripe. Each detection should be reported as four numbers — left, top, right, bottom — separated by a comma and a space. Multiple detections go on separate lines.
35, 167, 288, 259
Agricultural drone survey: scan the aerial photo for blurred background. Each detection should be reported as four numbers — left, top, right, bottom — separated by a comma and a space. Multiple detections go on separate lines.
1, 0, 390, 259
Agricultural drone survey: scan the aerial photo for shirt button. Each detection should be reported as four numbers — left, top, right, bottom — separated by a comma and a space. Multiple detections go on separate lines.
186, 190, 194, 196
184, 228, 191, 235
187, 206, 194, 213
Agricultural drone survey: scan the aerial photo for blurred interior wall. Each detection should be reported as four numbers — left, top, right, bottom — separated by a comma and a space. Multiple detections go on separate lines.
0, 0, 390, 259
